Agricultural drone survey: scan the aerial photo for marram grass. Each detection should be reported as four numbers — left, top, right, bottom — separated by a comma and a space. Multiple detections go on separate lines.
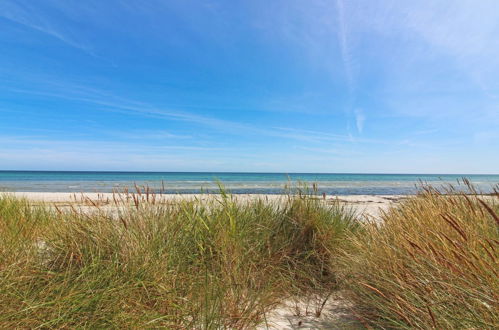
1, 184, 498, 329
0, 190, 357, 329
339, 184, 499, 329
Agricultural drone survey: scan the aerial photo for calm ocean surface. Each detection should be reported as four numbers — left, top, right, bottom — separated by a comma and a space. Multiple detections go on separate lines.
0, 171, 498, 195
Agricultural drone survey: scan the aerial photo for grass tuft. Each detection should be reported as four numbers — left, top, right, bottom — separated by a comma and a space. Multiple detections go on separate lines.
340, 185, 499, 329
0, 190, 357, 328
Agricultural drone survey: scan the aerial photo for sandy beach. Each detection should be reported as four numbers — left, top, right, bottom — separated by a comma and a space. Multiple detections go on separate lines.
6, 192, 408, 219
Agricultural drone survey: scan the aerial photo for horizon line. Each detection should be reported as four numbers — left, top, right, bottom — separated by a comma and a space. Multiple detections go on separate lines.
0, 170, 498, 176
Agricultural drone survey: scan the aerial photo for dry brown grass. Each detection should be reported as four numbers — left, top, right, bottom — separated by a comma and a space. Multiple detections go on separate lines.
340, 184, 499, 329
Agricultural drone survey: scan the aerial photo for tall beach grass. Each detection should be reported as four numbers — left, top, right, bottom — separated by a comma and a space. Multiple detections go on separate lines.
0, 190, 357, 328
1, 182, 498, 329
340, 184, 499, 329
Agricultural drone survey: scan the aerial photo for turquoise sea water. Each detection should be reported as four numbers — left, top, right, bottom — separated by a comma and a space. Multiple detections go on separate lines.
0, 171, 498, 195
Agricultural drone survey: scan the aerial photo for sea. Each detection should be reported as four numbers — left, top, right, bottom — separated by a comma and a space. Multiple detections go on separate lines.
0, 171, 498, 195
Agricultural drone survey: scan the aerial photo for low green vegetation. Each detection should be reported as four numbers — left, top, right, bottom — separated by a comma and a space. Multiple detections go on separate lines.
0, 184, 497, 329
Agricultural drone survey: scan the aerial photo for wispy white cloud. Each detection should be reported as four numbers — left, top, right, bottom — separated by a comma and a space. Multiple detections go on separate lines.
354, 108, 365, 134
0, 135, 219, 152
335, 0, 355, 94
5, 85, 249, 133
109, 130, 192, 140
401, 0, 499, 94
0, 1, 96, 56
6, 83, 368, 145
271, 127, 390, 146
270, 127, 348, 143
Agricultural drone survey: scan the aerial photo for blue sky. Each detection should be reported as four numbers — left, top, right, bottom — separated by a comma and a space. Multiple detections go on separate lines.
0, 0, 498, 173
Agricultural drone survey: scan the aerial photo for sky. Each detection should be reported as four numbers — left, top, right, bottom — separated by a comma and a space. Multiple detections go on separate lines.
0, 0, 498, 174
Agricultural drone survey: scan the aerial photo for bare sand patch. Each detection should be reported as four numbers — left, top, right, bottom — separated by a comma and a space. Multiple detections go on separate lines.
6, 192, 403, 219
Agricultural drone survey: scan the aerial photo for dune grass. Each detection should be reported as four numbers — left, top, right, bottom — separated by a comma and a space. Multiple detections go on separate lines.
1, 183, 498, 329
340, 185, 499, 329
0, 191, 357, 329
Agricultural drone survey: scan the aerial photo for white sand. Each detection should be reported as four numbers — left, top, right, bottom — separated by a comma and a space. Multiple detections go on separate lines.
5, 192, 407, 219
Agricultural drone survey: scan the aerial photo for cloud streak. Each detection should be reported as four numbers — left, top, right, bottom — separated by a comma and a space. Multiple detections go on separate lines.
0, 1, 96, 57
354, 108, 365, 134
6, 83, 373, 145
335, 0, 355, 94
